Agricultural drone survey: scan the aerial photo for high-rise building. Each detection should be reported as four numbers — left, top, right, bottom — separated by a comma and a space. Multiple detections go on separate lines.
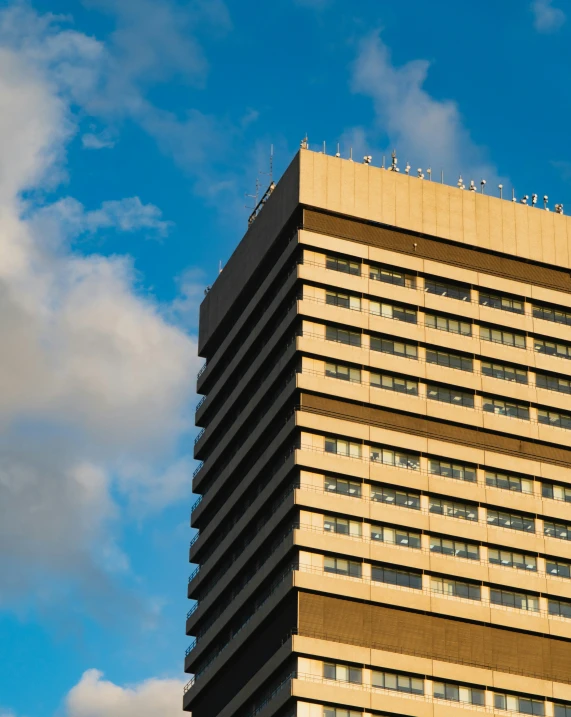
184, 148, 571, 717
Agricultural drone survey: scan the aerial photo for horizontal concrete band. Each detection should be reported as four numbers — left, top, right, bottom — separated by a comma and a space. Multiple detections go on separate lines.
298, 592, 571, 685
303, 209, 571, 295
298, 392, 571, 469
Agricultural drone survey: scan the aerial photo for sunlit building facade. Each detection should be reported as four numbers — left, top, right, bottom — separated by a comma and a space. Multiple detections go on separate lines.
184, 148, 571, 717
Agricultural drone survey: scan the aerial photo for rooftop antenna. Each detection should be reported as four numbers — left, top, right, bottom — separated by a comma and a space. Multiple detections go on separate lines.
219, 260, 223, 274
532, 193, 538, 207
441, 170, 444, 184
469, 180, 476, 192
457, 175, 465, 189
363, 155, 372, 164
300, 135, 308, 149
544, 195, 549, 210
323, 141, 326, 154
555, 204, 564, 214
521, 195, 529, 205
390, 150, 399, 172
498, 184, 503, 199
382, 155, 386, 169
512, 189, 516, 202
349, 147, 353, 162
481, 179, 486, 194
260, 145, 274, 185
417, 168, 424, 179
245, 176, 260, 211
405, 162, 411, 175
335, 143, 341, 158
427, 168, 432, 181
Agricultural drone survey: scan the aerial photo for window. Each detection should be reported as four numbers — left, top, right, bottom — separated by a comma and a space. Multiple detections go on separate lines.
480, 326, 525, 348
538, 409, 571, 430
371, 486, 420, 509
433, 682, 485, 705
371, 525, 421, 548
427, 384, 474, 408
323, 708, 361, 717
323, 662, 362, 684
430, 537, 479, 560
324, 477, 361, 497
483, 397, 529, 420
534, 338, 571, 360
480, 291, 524, 314
536, 373, 571, 394
325, 362, 361, 383
486, 471, 533, 494
324, 556, 362, 578
426, 349, 473, 372
425, 278, 470, 301
370, 301, 417, 324
542, 482, 571, 502
369, 446, 420, 470
533, 304, 571, 326
326, 290, 361, 311
326, 256, 360, 276
487, 509, 535, 533
555, 706, 571, 717
494, 693, 544, 715
544, 521, 571, 541
482, 361, 528, 384
425, 313, 472, 335
369, 265, 416, 289
429, 498, 478, 521
325, 437, 362, 458
325, 325, 361, 347
371, 565, 422, 589
372, 671, 423, 694
490, 589, 539, 612
430, 459, 476, 483
370, 335, 418, 359
431, 577, 481, 600
549, 600, 571, 619
324, 516, 362, 537
489, 549, 537, 571
546, 559, 571, 578
370, 372, 418, 395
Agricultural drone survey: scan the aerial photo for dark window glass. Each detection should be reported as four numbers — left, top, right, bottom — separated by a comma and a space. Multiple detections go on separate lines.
482, 397, 529, 420
371, 486, 420, 509
538, 409, 571, 430
430, 537, 479, 560
370, 335, 418, 359
430, 459, 476, 482
370, 265, 416, 288
429, 498, 478, 521
546, 559, 571, 578
324, 477, 362, 497
482, 361, 528, 384
549, 600, 571, 619
325, 325, 361, 347
326, 256, 361, 276
533, 305, 571, 326
371, 565, 422, 589
534, 338, 571, 359
425, 278, 470, 301
536, 373, 571, 394
426, 349, 473, 372
486, 471, 533, 494
545, 521, 571, 541
487, 509, 535, 532
427, 384, 474, 408
489, 548, 537, 571
425, 313, 472, 335
370, 372, 418, 395
481, 326, 526, 348
480, 291, 524, 314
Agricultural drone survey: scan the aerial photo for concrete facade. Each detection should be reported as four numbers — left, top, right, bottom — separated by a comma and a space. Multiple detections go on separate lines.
186, 149, 571, 717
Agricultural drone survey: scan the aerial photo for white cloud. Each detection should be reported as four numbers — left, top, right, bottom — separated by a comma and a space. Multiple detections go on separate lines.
66, 669, 184, 717
82, 131, 116, 150
0, 5, 199, 611
532, 0, 565, 32
350, 31, 503, 187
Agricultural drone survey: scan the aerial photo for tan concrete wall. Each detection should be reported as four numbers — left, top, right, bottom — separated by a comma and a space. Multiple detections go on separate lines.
298, 149, 571, 270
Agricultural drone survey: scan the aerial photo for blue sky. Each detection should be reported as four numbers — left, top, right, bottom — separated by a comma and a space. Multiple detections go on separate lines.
0, 0, 569, 714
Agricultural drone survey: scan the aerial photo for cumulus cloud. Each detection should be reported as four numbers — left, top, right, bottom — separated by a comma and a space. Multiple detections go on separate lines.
82, 131, 116, 150
0, 4, 200, 611
532, 0, 565, 32
65, 669, 184, 717
349, 31, 503, 187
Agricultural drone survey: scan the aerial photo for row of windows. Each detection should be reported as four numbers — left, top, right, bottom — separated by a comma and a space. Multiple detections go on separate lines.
322, 480, 571, 577
321, 663, 551, 714
323, 327, 571, 402
322, 513, 560, 572
323, 254, 571, 326
322, 438, 570, 500
322, 555, 568, 615
323, 296, 571, 364
323, 360, 571, 425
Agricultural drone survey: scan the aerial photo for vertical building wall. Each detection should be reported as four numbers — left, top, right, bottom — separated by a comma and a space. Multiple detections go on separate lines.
185, 149, 571, 717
